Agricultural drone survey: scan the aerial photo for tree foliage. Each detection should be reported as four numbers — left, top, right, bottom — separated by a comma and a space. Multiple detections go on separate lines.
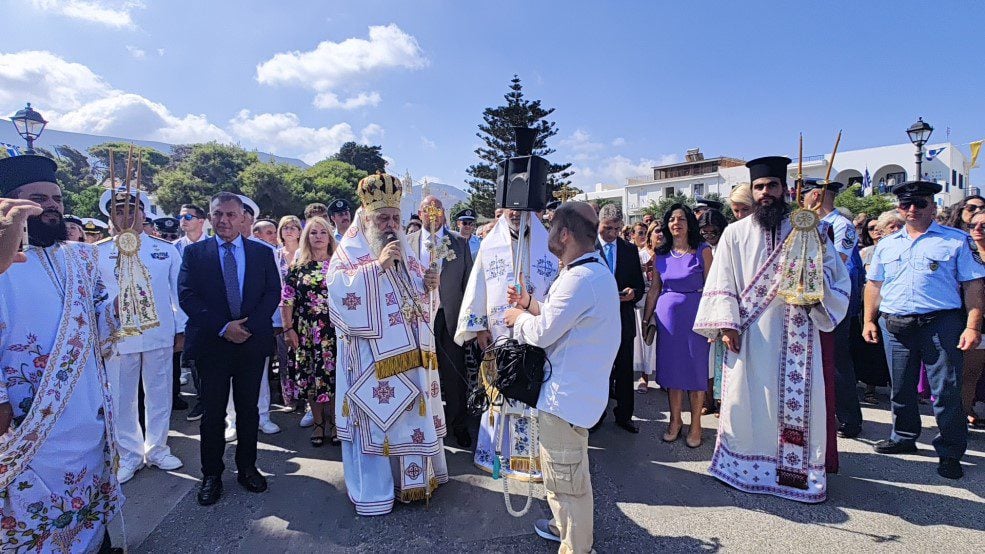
332, 142, 386, 174
87, 142, 170, 192
834, 184, 896, 219
466, 75, 573, 217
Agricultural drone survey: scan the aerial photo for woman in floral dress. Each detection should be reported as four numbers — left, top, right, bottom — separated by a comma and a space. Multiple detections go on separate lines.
281, 217, 339, 446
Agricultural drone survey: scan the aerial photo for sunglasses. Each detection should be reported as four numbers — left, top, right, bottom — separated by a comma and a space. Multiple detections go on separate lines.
160, 233, 179, 240
179, 214, 201, 221
899, 198, 930, 210
964, 204, 985, 213
867, 225, 878, 231
971, 223, 985, 230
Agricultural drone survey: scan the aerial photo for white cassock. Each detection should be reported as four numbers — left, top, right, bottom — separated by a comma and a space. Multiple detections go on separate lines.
693, 216, 850, 503
0, 242, 123, 552
97, 233, 185, 471
327, 209, 448, 516
455, 214, 558, 481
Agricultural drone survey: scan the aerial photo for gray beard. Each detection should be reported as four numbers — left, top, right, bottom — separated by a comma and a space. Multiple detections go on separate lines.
365, 225, 402, 257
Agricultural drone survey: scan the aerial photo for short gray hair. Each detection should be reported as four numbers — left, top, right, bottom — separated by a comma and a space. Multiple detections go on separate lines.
211, 191, 244, 211
598, 203, 623, 222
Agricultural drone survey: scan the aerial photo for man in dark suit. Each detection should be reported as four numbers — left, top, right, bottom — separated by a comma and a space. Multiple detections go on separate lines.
407, 196, 475, 447
178, 192, 281, 506
594, 204, 645, 433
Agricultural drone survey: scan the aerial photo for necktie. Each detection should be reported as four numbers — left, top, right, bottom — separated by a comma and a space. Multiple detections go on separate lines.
604, 243, 615, 274
221, 242, 242, 318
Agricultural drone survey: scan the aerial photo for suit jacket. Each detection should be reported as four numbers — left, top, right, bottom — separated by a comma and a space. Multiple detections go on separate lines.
178, 235, 281, 358
407, 227, 474, 337
597, 237, 645, 340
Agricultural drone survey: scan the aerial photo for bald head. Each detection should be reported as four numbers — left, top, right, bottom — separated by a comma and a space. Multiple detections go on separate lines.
417, 195, 445, 232
552, 201, 598, 248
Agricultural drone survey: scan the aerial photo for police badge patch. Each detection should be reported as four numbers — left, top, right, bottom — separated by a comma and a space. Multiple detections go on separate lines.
151, 251, 170, 260
842, 226, 857, 250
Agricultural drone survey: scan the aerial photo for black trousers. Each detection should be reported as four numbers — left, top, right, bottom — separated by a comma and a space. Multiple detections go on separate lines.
610, 336, 635, 424
833, 315, 863, 430
172, 351, 182, 400
198, 346, 265, 477
435, 309, 468, 432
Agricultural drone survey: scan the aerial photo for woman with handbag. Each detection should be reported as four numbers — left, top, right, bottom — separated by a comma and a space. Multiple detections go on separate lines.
642, 204, 713, 448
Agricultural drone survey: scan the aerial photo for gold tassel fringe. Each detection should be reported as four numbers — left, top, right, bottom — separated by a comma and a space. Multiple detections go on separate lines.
382, 435, 390, 457
419, 395, 427, 416
341, 397, 350, 417
399, 477, 441, 503
375, 350, 425, 379
509, 456, 541, 473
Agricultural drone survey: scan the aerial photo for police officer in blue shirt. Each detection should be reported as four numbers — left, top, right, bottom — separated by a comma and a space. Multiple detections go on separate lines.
803, 178, 865, 438
454, 208, 481, 257
328, 199, 351, 243
863, 180, 985, 479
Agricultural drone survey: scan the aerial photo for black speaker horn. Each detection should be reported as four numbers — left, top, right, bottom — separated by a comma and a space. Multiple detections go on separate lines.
512, 126, 538, 156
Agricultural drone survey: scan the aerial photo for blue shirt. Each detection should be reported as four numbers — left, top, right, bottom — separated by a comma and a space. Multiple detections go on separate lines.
869, 222, 985, 315
822, 211, 857, 261
467, 234, 481, 258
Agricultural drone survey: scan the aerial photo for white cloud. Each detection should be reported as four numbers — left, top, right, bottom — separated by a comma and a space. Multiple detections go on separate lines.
420, 136, 436, 150
612, 137, 626, 147
313, 91, 381, 110
559, 129, 606, 162
156, 48, 165, 57
569, 154, 677, 190
126, 45, 146, 59
255, 24, 427, 109
359, 123, 384, 144
228, 110, 379, 165
31, 0, 143, 28
0, 50, 228, 144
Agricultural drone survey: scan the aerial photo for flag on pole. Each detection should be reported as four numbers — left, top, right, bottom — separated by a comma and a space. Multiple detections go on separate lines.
970, 140, 983, 168
925, 147, 946, 161
862, 167, 871, 196
0, 142, 21, 157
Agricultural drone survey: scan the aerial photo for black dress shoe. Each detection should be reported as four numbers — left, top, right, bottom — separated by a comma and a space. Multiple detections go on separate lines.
237, 469, 268, 493
172, 396, 189, 411
454, 428, 472, 449
186, 403, 204, 421
873, 439, 918, 454
937, 458, 963, 480
197, 476, 223, 506
837, 423, 861, 439
616, 420, 639, 434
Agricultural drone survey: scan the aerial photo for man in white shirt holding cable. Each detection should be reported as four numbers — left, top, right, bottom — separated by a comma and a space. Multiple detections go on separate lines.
504, 201, 620, 554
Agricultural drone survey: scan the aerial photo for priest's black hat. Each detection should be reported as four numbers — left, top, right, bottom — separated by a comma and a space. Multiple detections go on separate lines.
891, 180, 942, 198
745, 156, 791, 185
800, 178, 845, 194
0, 155, 58, 196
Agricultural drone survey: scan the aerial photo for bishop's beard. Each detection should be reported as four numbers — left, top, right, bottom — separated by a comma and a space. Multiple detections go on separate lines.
753, 195, 789, 232
27, 212, 68, 247
364, 225, 402, 257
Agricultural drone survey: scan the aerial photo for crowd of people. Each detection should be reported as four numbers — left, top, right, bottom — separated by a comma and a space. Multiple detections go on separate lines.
0, 150, 983, 553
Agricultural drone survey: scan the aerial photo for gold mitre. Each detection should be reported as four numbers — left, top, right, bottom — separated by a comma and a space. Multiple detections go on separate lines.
357, 172, 403, 212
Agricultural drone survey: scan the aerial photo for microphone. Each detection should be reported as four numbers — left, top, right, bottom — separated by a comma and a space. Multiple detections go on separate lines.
382, 231, 401, 269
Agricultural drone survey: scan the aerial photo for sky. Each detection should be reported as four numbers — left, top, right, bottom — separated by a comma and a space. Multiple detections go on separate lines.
2, 0, 984, 191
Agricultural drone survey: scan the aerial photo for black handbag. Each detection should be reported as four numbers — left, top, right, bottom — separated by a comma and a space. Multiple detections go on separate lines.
494, 338, 549, 409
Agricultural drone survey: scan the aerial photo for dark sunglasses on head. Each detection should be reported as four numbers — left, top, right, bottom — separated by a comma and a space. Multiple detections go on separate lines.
179, 214, 201, 221
899, 198, 930, 210
964, 204, 985, 213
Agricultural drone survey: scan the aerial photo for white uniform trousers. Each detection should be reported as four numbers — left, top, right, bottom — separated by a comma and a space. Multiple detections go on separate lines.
105, 346, 175, 468
226, 356, 272, 427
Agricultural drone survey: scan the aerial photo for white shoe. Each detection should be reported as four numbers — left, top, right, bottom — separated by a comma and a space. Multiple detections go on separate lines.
225, 427, 237, 442
299, 410, 314, 428
147, 454, 183, 471
117, 463, 144, 484
259, 419, 281, 434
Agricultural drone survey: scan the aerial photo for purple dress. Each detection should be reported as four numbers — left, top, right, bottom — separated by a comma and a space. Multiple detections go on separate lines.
654, 244, 710, 391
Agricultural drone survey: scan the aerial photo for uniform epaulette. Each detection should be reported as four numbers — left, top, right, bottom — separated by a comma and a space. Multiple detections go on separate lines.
94, 236, 114, 246
148, 235, 173, 244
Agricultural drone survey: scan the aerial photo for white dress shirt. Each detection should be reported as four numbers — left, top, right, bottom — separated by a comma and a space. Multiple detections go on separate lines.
419, 226, 447, 270
513, 251, 621, 428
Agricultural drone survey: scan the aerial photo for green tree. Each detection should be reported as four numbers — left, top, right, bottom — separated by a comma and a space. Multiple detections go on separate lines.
88, 142, 170, 192
466, 75, 573, 217
834, 184, 896, 220
240, 162, 307, 217
63, 185, 105, 218
154, 170, 216, 215
35, 146, 97, 194
641, 193, 695, 221
299, 159, 364, 211
331, 142, 386, 174
153, 143, 260, 214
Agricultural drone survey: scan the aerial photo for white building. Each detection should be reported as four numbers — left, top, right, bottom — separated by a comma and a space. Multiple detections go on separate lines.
585, 143, 976, 221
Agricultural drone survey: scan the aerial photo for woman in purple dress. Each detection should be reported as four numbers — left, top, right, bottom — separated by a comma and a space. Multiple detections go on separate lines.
642, 204, 713, 448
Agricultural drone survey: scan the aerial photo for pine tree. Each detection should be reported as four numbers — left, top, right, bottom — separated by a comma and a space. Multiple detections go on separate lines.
465, 75, 573, 217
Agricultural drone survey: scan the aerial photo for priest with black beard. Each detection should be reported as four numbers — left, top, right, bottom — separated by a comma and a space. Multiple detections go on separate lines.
0, 154, 124, 551
693, 155, 851, 503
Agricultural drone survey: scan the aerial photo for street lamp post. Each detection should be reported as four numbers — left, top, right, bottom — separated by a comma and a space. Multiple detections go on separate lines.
10, 102, 47, 155
906, 117, 933, 182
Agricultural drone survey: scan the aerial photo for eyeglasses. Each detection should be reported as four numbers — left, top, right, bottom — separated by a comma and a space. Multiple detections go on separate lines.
899, 198, 930, 210
867, 225, 878, 232
964, 204, 985, 213
179, 214, 201, 221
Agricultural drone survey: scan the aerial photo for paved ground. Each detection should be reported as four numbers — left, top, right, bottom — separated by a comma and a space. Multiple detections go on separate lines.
117, 385, 985, 553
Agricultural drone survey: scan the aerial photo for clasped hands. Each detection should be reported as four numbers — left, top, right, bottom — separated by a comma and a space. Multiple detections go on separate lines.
222, 318, 251, 344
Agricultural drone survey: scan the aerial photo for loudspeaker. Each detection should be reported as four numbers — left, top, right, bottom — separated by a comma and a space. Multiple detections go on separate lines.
496, 155, 550, 211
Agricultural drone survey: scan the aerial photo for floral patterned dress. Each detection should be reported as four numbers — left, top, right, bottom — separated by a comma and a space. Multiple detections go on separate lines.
282, 260, 336, 402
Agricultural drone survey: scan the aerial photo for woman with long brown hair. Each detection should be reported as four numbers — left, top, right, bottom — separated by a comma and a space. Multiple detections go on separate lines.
281, 217, 340, 446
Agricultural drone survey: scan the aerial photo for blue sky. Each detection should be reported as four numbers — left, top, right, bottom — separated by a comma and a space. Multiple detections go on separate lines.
2, 1, 983, 190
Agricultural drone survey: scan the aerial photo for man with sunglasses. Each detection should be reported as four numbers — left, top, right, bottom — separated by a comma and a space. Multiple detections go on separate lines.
455, 208, 481, 257
863, 181, 985, 480
174, 204, 208, 256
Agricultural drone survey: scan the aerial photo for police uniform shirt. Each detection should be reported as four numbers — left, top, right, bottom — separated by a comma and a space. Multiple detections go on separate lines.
173, 233, 208, 257
822, 210, 857, 261
96, 233, 187, 354
868, 222, 985, 315
466, 234, 481, 257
